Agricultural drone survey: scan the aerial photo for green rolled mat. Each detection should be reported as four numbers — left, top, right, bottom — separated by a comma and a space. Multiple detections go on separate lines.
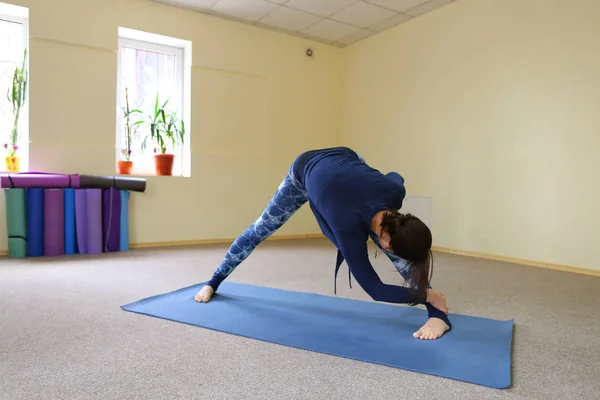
4, 188, 27, 258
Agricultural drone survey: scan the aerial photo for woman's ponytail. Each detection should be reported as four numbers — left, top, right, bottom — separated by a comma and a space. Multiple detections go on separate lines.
382, 211, 433, 305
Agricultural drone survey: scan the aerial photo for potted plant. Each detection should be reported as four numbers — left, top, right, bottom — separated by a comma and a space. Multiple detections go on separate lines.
118, 87, 143, 175
142, 93, 185, 176
4, 48, 27, 172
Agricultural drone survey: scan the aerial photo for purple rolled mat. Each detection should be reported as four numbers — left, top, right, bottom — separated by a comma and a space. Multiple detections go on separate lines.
44, 189, 65, 256
75, 189, 88, 254
1, 172, 80, 189
86, 189, 103, 254
102, 188, 121, 252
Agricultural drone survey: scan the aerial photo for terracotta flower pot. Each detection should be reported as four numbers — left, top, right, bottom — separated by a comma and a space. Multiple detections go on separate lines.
117, 160, 133, 175
4, 156, 20, 172
154, 154, 174, 176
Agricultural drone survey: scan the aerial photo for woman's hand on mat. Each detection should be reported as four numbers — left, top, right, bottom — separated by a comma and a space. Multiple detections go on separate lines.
413, 318, 450, 340
194, 285, 214, 303
426, 289, 449, 314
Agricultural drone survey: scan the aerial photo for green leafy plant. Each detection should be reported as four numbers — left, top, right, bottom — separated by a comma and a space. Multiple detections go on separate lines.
5, 48, 28, 157
121, 87, 143, 161
141, 93, 185, 154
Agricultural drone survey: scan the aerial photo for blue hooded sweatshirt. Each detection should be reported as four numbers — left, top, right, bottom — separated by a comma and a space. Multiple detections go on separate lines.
293, 147, 450, 327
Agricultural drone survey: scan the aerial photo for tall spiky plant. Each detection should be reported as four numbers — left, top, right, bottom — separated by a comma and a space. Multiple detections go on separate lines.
121, 87, 143, 161
6, 48, 28, 157
159, 105, 185, 154
141, 93, 185, 154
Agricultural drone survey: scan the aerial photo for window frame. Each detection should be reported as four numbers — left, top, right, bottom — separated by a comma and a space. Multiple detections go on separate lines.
115, 29, 191, 177
0, 8, 29, 173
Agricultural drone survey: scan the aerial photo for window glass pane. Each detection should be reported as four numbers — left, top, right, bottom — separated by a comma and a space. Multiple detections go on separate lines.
0, 18, 24, 153
119, 44, 182, 174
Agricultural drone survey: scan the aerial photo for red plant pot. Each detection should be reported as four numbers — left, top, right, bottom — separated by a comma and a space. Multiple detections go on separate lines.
117, 160, 133, 175
154, 154, 174, 176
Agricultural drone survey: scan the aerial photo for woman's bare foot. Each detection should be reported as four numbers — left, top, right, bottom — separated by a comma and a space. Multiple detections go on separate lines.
413, 318, 450, 340
194, 285, 214, 303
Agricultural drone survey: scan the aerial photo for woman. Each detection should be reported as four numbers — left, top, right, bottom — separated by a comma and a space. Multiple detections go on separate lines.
194, 147, 451, 340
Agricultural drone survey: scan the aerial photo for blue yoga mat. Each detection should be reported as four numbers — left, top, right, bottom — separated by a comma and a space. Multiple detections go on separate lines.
26, 188, 45, 257
64, 188, 77, 254
119, 190, 130, 251
122, 282, 514, 389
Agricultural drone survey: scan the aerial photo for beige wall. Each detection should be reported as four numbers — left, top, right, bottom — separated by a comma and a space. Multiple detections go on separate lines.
343, 0, 600, 271
0, 0, 344, 250
2, 0, 598, 272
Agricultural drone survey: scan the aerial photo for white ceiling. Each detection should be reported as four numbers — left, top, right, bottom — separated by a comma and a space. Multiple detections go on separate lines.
151, 0, 457, 47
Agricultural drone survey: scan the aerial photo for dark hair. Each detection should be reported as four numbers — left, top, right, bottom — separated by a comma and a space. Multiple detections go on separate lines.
380, 210, 433, 305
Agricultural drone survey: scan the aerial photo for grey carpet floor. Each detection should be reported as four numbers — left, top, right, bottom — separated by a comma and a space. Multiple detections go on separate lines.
1, 238, 599, 400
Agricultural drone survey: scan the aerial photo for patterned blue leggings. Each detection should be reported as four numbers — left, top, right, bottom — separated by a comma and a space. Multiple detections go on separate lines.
207, 167, 309, 289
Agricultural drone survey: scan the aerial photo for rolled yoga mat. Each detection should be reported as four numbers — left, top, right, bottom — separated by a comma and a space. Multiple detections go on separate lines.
102, 187, 121, 252
64, 188, 77, 255
1, 172, 145, 192
26, 188, 45, 257
1, 172, 80, 189
119, 190, 130, 251
75, 189, 88, 254
122, 282, 515, 389
86, 189, 103, 254
44, 189, 65, 256
4, 188, 27, 258
79, 175, 146, 193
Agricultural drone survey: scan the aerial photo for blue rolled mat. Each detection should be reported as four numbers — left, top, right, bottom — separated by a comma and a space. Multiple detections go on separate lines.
122, 282, 514, 389
26, 188, 45, 257
119, 190, 130, 251
63, 188, 77, 254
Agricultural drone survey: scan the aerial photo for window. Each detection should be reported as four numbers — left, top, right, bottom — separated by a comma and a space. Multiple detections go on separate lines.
0, 2, 28, 173
116, 27, 191, 177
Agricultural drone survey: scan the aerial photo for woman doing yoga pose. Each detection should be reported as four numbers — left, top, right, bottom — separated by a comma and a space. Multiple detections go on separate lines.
194, 147, 451, 340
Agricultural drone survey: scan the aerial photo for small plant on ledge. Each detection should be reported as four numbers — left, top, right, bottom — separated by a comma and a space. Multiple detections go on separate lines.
142, 93, 185, 176
3, 143, 18, 171
4, 48, 28, 173
118, 87, 143, 175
